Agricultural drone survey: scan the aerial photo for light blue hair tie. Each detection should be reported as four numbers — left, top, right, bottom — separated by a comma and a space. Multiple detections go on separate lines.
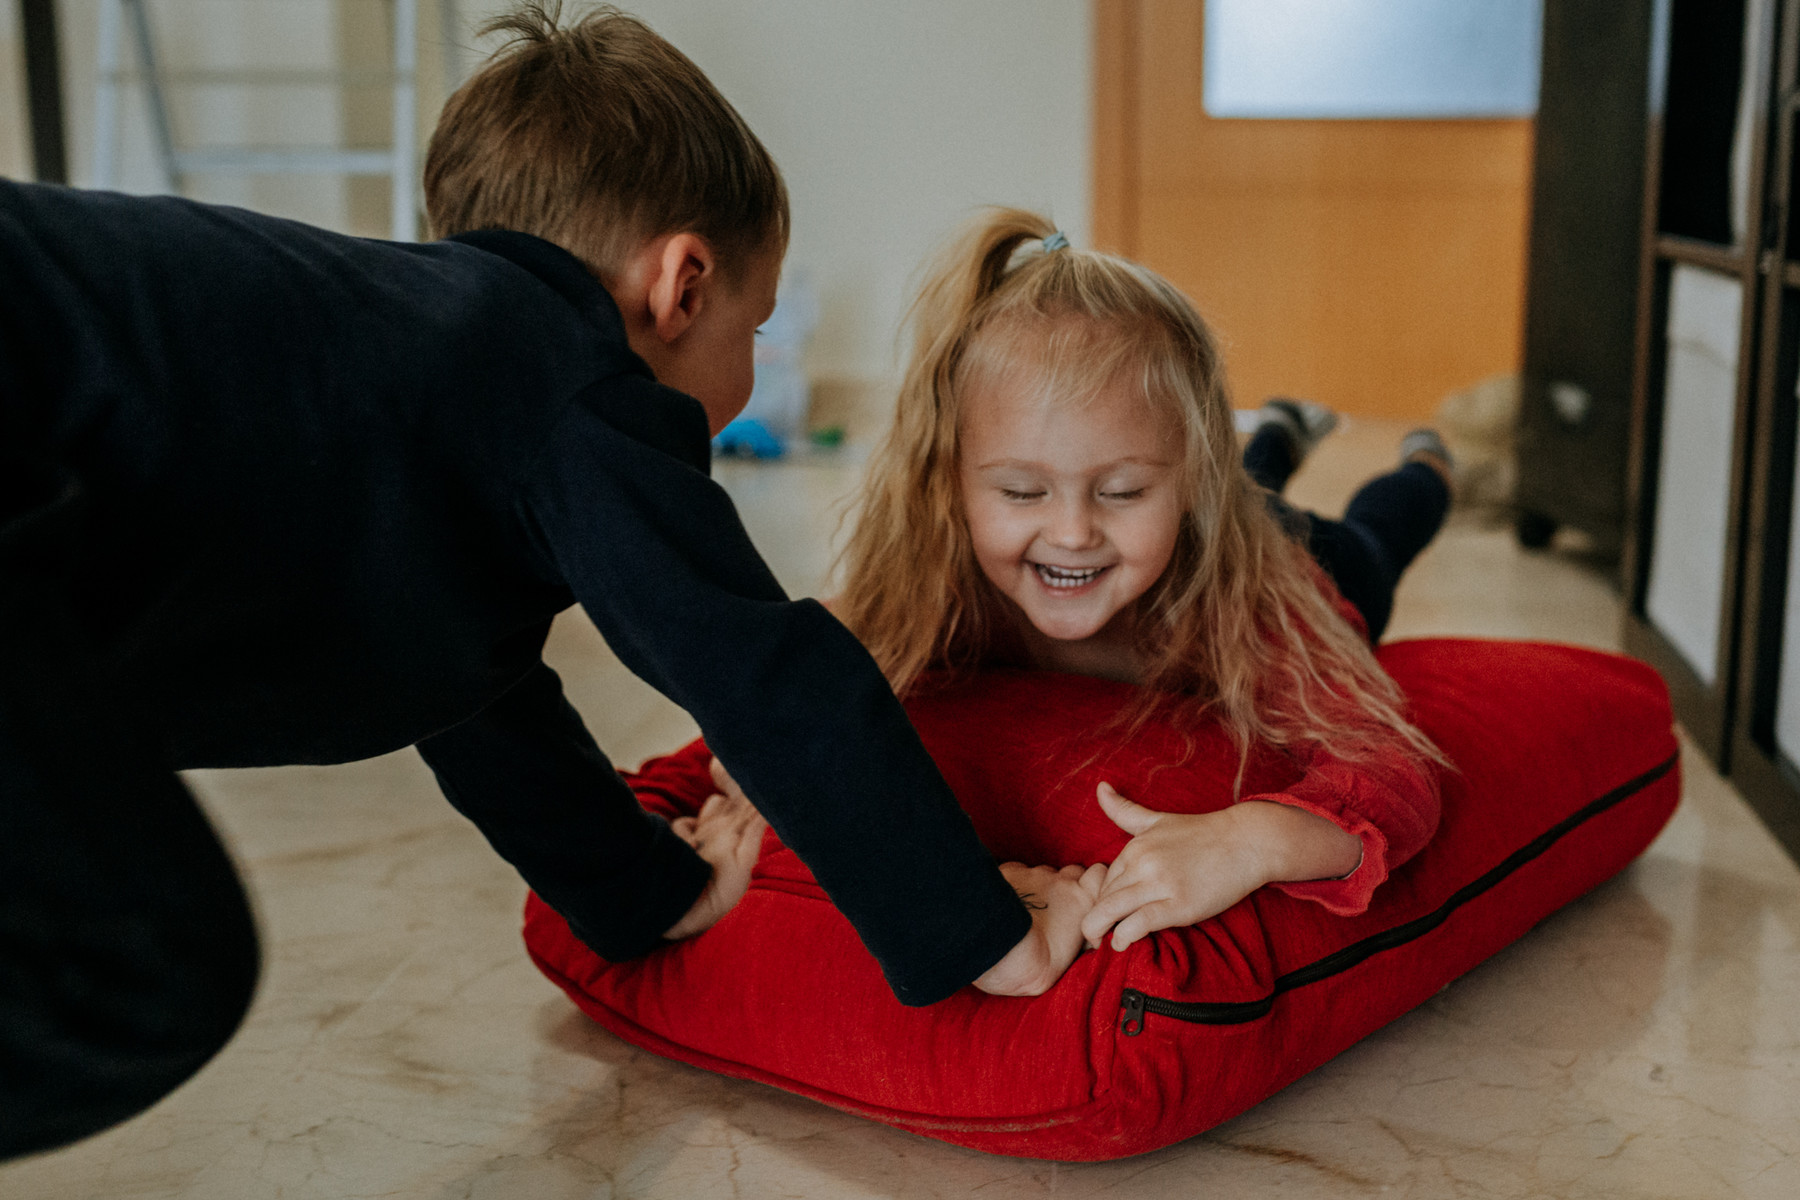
1041, 230, 1070, 253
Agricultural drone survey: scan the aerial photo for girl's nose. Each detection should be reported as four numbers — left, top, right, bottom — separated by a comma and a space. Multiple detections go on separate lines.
1045, 496, 1103, 550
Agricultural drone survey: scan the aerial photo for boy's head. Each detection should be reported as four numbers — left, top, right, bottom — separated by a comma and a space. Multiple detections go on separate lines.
425, 2, 788, 288
424, 3, 789, 429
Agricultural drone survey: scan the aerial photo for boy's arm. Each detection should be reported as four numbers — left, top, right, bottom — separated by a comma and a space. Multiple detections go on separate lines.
518, 378, 1033, 1006
416, 662, 714, 960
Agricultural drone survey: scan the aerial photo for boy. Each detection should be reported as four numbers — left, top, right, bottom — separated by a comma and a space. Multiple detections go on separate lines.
0, 5, 1096, 1159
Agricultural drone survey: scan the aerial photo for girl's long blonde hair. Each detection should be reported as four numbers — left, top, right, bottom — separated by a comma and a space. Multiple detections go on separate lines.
834, 208, 1443, 774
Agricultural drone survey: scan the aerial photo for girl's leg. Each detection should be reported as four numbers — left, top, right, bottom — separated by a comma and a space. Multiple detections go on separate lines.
1303, 433, 1453, 642
0, 469, 260, 1160
1243, 424, 1300, 493
1243, 398, 1338, 493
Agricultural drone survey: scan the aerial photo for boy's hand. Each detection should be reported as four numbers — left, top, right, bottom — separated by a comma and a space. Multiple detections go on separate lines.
972, 861, 1107, 997
1080, 783, 1360, 951
706, 756, 1117, 994
708, 755, 747, 807
662, 786, 767, 941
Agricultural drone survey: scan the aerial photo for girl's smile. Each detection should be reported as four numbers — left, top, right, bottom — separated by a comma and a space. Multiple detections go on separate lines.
958, 371, 1184, 671
1031, 562, 1111, 590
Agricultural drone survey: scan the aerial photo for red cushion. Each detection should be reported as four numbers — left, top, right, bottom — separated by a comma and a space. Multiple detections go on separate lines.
523, 638, 1679, 1160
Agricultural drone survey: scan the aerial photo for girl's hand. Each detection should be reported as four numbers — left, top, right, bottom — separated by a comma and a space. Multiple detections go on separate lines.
1079, 783, 1361, 951
973, 861, 1108, 996
662, 787, 768, 940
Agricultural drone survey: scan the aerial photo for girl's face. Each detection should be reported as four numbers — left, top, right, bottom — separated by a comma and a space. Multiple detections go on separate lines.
958, 370, 1185, 648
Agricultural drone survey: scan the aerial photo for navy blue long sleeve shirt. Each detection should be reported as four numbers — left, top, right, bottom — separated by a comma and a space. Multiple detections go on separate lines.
0, 181, 1029, 1006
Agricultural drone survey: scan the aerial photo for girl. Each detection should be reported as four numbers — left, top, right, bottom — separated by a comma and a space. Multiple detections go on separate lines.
833, 210, 1454, 954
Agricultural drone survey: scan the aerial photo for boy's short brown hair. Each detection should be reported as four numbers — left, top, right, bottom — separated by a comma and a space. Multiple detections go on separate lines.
424, 3, 788, 283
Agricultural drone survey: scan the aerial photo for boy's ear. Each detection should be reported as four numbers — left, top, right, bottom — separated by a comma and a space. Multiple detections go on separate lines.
641, 232, 716, 345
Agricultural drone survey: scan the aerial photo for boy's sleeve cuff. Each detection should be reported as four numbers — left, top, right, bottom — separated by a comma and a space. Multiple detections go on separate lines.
881, 884, 1033, 1008
563, 815, 713, 962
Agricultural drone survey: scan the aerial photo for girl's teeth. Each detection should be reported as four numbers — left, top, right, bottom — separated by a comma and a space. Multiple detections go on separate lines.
1033, 564, 1105, 589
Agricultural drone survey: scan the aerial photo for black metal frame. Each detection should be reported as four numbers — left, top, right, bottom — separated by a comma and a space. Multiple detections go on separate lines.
19, 0, 68, 184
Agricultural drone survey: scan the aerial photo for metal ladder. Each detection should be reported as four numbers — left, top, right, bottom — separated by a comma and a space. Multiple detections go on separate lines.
90, 0, 451, 241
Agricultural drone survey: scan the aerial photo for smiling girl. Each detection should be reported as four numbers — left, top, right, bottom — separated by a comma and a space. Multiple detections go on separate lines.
833, 210, 1454, 951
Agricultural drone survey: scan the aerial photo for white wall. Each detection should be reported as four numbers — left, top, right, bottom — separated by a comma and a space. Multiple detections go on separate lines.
1, 1, 22, 177
591, 0, 1092, 387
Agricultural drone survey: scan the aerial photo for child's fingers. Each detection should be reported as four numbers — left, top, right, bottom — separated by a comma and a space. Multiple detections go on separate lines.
1078, 903, 1116, 947
1097, 782, 1161, 836
710, 786, 752, 824
1084, 880, 1151, 931
690, 798, 729, 859
707, 770, 767, 835
1094, 845, 1155, 899
688, 795, 747, 857
1109, 901, 1179, 952
1076, 864, 1109, 947
1060, 862, 1107, 902
1056, 864, 1098, 902
709, 756, 747, 801
669, 815, 699, 845
700, 787, 761, 834
1080, 880, 1157, 945
736, 806, 768, 848
731, 818, 765, 868
731, 811, 766, 852
998, 861, 1055, 886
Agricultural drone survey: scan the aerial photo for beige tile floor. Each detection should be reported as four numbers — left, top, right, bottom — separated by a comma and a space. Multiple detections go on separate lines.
5, 420, 1799, 1199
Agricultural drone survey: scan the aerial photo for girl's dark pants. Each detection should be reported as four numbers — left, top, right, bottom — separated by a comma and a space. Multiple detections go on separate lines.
1242, 425, 1451, 642
0, 469, 260, 1160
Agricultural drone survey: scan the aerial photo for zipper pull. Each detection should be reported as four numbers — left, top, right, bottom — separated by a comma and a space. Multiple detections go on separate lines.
1119, 988, 1146, 1037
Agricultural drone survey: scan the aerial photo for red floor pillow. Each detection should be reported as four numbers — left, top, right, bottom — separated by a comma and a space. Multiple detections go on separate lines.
523, 638, 1679, 1161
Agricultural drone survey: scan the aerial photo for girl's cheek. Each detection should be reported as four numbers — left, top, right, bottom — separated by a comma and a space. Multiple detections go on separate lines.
1139, 503, 1185, 576
973, 499, 1023, 543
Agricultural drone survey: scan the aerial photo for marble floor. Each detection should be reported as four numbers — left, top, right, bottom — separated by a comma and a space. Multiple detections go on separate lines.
5, 420, 1799, 1199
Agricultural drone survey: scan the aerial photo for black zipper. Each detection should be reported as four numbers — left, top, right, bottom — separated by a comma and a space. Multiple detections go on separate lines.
1118, 751, 1678, 1036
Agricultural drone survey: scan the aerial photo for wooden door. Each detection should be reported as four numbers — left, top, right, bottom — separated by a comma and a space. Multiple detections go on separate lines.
1092, 0, 1534, 421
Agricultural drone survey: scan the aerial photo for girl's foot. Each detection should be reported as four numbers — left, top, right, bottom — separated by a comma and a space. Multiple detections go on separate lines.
1400, 428, 1455, 492
1255, 397, 1339, 466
